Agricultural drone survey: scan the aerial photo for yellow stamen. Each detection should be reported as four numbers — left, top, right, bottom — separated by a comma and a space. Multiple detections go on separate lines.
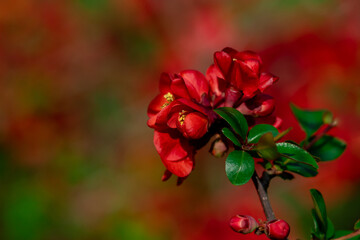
178, 110, 187, 126
161, 92, 174, 109
164, 92, 174, 102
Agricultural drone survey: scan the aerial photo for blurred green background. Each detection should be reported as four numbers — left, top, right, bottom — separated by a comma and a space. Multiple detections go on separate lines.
0, 0, 359, 239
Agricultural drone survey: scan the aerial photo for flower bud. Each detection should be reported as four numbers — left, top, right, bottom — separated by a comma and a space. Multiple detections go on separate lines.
210, 137, 228, 157
265, 219, 290, 240
229, 215, 259, 234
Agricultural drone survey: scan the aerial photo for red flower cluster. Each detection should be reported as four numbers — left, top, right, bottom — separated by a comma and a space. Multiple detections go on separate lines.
147, 48, 280, 182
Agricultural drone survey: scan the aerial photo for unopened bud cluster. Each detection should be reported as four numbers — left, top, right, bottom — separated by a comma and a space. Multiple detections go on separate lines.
229, 215, 290, 240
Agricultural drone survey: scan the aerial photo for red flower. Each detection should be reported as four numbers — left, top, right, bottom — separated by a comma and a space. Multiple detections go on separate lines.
148, 48, 281, 181
212, 47, 279, 98
147, 70, 213, 178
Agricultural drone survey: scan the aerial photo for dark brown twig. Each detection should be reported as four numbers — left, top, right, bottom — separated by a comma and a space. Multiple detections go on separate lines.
251, 171, 276, 221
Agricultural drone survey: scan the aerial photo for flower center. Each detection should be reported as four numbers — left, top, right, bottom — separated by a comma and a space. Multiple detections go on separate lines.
161, 92, 174, 108
178, 110, 187, 126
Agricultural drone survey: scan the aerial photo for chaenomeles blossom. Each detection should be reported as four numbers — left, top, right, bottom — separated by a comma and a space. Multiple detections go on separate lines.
147, 70, 217, 181
148, 48, 282, 183
206, 47, 281, 127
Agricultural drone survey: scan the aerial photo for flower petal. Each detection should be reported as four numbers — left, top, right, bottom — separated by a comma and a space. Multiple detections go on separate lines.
237, 94, 275, 117
161, 169, 173, 181
214, 51, 233, 78
230, 60, 259, 97
159, 72, 172, 93
224, 88, 243, 107
259, 72, 279, 92
234, 51, 262, 76
154, 130, 194, 177
164, 156, 194, 178
178, 112, 208, 139
179, 70, 209, 102
147, 94, 168, 118
206, 64, 227, 97
170, 77, 191, 99
154, 130, 191, 162
234, 51, 262, 65
222, 47, 238, 57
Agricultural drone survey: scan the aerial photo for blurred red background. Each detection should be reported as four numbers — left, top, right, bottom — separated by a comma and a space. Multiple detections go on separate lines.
0, 0, 359, 239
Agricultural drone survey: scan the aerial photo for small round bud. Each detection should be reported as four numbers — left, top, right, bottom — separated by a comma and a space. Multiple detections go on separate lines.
229, 215, 259, 234
210, 137, 228, 157
265, 219, 290, 240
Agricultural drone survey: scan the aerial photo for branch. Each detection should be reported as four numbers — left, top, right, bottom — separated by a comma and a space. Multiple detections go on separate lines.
332, 230, 360, 240
251, 171, 276, 221
260, 170, 276, 192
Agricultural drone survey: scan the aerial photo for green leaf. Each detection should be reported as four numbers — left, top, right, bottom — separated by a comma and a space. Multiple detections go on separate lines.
255, 133, 280, 160
308, 135, 346, 161
214, 107, 248, 140
276, 142, 319, 169
311, 209, 324, 240
326, 218, 335, 239
355, 219, 360, 230
247, 124, 279, 143
333, 230, 360, 240
283, 162, 318, 177
290, 103, 329, 138
222, 128, 241, 147
310, 189, 328, 234
225, 150, 255, 186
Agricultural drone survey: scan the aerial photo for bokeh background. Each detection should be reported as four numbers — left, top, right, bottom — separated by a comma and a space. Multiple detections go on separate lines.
0, 0, 360, 239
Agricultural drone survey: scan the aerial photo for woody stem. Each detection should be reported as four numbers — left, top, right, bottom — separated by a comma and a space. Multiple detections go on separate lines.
251, 170, 276, 221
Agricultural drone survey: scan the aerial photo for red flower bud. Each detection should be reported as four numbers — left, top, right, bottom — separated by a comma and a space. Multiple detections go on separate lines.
265, 219, 290, 240
229, 215, 259, 234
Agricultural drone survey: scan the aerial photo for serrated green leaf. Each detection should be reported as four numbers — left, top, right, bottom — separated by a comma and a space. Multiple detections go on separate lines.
225, 150, 254, 186
222, 128, 241, 147
308, 135, 346, 161
310, 189, 327, 235
290, 103, 329, 138
355, 219, 360, 230
247, 124, 279, 143
276, 142, 319, 168
214, 107, 248, 140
